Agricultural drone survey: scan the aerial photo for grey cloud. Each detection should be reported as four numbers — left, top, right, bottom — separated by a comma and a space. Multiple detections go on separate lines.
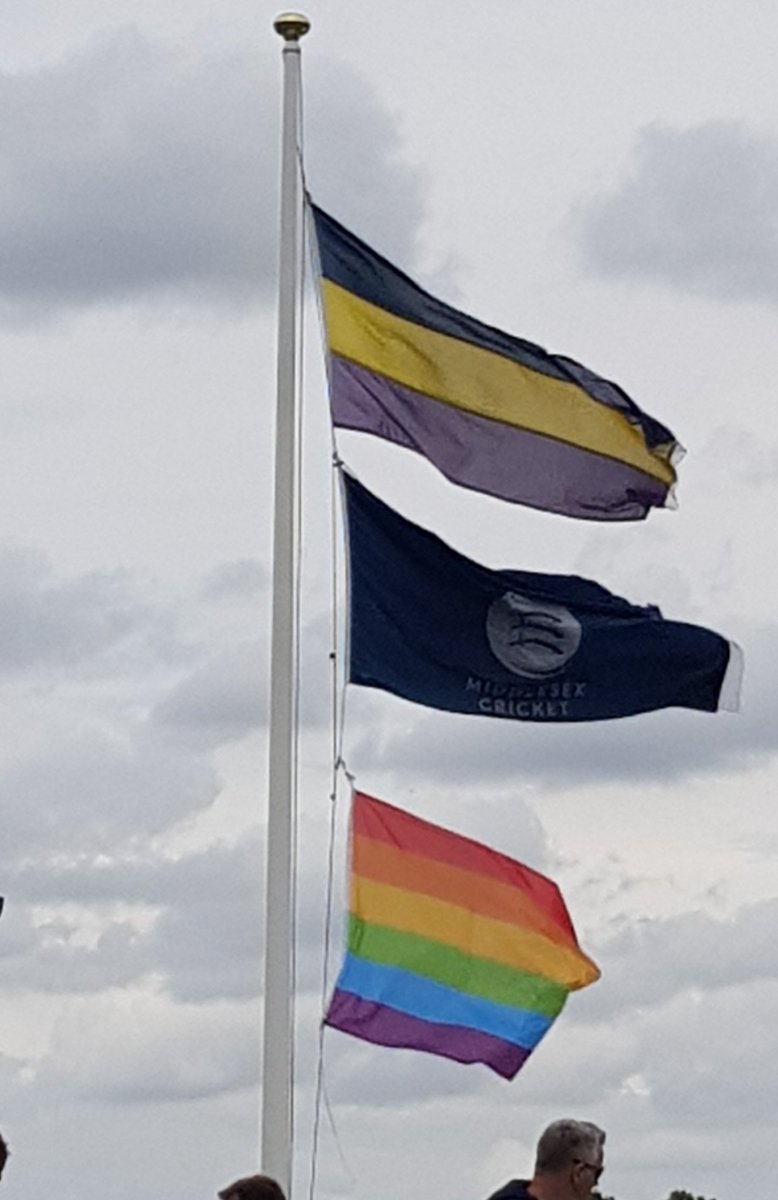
152, 814, 337, 1002
635, 980, 778, 1127
353, 702, 737, 788
575, 896, 778, 1020
0, 28, 426, 317
0, 837, 263, 999
0, 828, 334, 1002
574, 120, 778, 305
0, 728, 219, 859
5, 837, 262, 907
197, 558, 267, 602
151, 613, 333, 748
0, 910, 143, 996
0, 29, 257, 310
152, 641, 267, 747
304, 59, 426, 271
0, 545, 156, 674
143, 900, 262, 1003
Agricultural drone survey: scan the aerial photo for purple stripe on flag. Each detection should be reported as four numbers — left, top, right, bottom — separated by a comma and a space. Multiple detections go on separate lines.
325, 988, 532, 1080
329, 356, 668, 521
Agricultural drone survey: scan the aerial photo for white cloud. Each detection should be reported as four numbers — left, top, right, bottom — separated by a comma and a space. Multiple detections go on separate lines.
42, 989, 259, 1102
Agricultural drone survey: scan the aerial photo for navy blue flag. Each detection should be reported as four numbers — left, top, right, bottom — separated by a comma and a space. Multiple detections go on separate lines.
344, 473, 742, 722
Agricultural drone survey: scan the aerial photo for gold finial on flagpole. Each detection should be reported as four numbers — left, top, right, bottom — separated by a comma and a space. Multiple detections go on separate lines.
274, 12, 310, 41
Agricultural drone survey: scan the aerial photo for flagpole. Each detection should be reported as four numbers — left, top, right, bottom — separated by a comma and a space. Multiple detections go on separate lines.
264, 12, 309, 1194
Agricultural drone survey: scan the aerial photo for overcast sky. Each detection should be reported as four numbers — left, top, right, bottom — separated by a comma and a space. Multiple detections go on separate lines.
0, 3, 776, 1200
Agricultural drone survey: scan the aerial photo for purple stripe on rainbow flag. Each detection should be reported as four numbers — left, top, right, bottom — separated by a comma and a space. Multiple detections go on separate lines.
330, 357, 666, 521
327, 988, 531, 1080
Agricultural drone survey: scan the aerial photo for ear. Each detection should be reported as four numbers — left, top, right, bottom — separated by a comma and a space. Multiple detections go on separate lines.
569, 1162, 587, 1190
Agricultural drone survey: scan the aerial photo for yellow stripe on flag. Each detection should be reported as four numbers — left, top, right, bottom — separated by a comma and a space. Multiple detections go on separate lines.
352, 876, 600, 991
323, 280, 675, 485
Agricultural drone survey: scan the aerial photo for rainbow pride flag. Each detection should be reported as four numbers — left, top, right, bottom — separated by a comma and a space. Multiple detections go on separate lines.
325, 792, 599, 1079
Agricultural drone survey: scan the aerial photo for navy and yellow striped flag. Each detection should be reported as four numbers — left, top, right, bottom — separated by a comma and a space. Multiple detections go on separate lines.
312, 204, 680, 521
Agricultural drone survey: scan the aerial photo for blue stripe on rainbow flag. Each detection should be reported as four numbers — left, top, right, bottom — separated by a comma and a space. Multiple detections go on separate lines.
337, 954, 554, 1048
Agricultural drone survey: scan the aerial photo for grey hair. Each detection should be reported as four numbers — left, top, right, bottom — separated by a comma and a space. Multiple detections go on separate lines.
534, 1119, 605, 1175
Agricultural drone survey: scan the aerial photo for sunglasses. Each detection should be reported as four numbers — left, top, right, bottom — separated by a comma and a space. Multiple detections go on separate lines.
574, 1159, 604, 1183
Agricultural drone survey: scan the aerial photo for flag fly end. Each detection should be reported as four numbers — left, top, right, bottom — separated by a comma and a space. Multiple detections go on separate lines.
718, 641, 744, 712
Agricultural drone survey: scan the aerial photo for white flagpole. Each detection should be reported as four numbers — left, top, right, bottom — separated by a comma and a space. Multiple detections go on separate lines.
264, 12, 310, 1194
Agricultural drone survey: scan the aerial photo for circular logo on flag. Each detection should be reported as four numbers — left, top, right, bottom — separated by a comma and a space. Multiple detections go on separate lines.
486, 591, 582, 678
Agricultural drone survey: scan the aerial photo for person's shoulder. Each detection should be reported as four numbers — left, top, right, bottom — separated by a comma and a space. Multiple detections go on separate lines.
486, 1179, 532, 1200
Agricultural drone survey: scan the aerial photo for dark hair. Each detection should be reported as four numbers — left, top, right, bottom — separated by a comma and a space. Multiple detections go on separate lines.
218, 1174, 286, 1200
0, 1132, 8, 1166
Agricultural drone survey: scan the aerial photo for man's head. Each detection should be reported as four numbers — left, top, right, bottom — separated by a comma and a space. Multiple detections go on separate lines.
533, 1119, 605, 1199
0, 1131, 9, 1181
218, 1175, 285, 1200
